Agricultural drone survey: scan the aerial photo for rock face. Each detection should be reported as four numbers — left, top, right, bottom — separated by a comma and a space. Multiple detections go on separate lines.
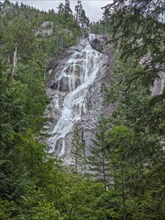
89, 35, 108, 53
90, 38, 103, 52
45, 34, 110, 164
36, 21, 53, 37
140, 55, 165, 96
152, 72, 165, 96
45, 33, 165, 165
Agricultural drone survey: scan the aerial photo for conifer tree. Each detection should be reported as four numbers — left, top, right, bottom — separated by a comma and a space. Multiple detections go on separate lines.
75, 0, 82, 22
75, 0, 89, 28
71, 126, 86, 174
87, 117, 111, 191
103, 53, 165, 219
80, 8, 89, 28
0, 2, 110, 219
64, 0, 72, 15
57, 2, 65, 14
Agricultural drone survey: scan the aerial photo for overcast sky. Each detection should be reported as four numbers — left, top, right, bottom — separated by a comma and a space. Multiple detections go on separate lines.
10, 0, 111, 21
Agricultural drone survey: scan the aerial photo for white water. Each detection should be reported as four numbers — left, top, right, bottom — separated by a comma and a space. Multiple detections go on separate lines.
48, 34, 105, 154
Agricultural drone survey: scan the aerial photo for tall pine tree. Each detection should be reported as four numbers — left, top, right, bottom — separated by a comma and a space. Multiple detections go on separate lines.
71, 126, 86, 174
87, 117, 111, 191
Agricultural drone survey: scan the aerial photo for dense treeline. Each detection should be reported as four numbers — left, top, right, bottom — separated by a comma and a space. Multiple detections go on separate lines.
0, 0, 165, 219
101, 1, 165, 219
0, 1, 95, 219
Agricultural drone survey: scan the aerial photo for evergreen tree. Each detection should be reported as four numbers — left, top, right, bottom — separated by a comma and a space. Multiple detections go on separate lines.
103, 54, 165, 219
57, 2, 65, 14
71, 126, 86, 173
87, 117, 111, 191
0, 2, 49, 216
64, 0, 72, 15
102, 0, 165, 90
2, 16, 36, 63
0, 2, 113, 219
75, 0, 82, 22
80, 8, 89, 28
75, 0, 89, 28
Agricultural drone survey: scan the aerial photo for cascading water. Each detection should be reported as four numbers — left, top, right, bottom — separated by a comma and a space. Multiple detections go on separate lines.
46, 34, 108, 156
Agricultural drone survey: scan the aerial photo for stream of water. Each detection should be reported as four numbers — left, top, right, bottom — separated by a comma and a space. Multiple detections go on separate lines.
48, 34, 105, 154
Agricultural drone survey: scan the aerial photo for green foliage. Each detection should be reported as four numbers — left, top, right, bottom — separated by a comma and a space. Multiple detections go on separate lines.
90, 20, 111, 35
103, 0, 165, 88
93, 190, 122, 220
64, 0, 72, 16
101, 1, 165, 217
102, 55, 165, 218
0, 198, 17, 220
75, 0, 89, 29
71, 127, 86, 173
0, 2, 50, 217
19, 189, 61, 220
1, 2, 112, 220
1, 0, 81, 57
2, 16, 36, 62
54, 173, 104, 220
87, 117, 111, 190
1, 1, 164, 219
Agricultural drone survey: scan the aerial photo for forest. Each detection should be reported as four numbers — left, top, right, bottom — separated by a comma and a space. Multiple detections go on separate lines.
0, 0, 165, 219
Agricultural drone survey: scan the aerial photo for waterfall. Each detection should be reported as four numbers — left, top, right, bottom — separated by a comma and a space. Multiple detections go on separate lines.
47, 34, 108, 156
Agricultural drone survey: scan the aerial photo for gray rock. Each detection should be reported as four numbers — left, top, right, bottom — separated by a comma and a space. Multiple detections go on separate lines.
36, 21, 54, 37
89, 35, 108, 53
59, 77, 70, 92
152, 72, 165, 96
36, 29, 53, 37
90, 38, 103, 52
40, 21, 53, 29
50, 82, 58, 90
45, 35, 112, 165
140, 54, 165, 96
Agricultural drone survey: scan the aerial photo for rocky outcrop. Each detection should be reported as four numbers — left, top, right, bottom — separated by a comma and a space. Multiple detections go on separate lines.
36, 21, 53, 37
152, 72, 165, 96
140, 54, 165, 96
90, 38, 103, 52
89, 35, 108, 53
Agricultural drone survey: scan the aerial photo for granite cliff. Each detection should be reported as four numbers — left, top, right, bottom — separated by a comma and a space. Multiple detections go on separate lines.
45, 34, 111, 164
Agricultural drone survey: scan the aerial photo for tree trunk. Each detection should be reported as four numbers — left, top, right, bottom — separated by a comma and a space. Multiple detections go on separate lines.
12, 47, 18, 78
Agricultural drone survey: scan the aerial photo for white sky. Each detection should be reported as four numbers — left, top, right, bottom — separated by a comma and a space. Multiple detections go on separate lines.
10, 0, 112, 21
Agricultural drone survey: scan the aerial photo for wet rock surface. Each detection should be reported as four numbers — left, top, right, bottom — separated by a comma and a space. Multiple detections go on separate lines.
45, 34, 111, 164
89, 35, 108, 53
